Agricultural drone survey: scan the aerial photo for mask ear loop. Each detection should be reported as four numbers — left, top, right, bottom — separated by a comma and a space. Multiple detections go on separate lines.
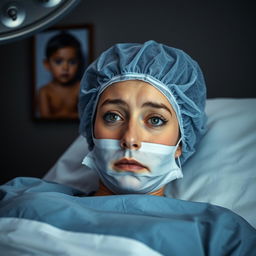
175, 138, 182, 170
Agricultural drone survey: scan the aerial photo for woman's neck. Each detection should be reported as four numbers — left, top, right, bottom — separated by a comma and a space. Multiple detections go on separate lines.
93, 181, 165, 196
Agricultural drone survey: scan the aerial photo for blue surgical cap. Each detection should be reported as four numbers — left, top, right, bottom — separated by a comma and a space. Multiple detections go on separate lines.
79, 40, 207, 164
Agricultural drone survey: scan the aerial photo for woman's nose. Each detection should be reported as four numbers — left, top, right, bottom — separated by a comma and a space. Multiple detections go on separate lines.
120, 121, 141, 150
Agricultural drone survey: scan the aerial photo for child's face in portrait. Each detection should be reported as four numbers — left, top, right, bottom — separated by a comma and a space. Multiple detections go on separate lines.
94, 80, 181, 156
44, 46, 80, 85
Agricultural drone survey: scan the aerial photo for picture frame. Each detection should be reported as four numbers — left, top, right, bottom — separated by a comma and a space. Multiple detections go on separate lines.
32, 24, 93, 120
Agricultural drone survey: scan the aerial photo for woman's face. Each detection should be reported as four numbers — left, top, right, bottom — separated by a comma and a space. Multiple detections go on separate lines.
94, 80, 181, 156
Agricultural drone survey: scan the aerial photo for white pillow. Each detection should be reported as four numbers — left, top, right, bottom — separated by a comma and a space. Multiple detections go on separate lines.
165, 98, 256, 228
43, 136, 98, 193
44, 98, 256, 228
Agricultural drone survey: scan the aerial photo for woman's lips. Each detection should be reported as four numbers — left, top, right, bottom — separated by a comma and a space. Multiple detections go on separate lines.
113, 158, 149, 173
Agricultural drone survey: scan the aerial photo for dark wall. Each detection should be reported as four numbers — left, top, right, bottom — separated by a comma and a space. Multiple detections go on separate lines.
0, 0, 255, 184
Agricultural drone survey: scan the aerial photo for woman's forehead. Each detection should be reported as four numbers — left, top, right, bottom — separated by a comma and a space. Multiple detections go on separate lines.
98, 80, 172, 106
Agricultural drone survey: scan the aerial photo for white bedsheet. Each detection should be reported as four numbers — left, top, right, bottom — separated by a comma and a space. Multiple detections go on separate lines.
0, 217, 162, 256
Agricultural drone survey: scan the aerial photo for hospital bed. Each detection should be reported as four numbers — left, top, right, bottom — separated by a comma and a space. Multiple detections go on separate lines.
0, 98, 256, 255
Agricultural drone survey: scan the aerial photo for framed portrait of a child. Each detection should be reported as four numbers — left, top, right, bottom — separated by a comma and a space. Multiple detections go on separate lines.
32, 24, 93, 120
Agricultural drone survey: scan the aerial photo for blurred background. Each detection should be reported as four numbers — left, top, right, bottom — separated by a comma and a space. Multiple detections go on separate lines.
0, 0, 255, 184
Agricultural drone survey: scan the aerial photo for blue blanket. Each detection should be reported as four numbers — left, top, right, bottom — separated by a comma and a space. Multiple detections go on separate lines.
0, 177, 255, 255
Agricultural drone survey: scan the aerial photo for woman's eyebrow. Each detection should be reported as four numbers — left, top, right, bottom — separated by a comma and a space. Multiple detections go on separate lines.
100, 99, 128, 108
142, 101, 172, 116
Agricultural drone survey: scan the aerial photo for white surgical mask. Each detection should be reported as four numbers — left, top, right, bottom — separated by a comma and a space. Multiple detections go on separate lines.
82, 138, 183, 194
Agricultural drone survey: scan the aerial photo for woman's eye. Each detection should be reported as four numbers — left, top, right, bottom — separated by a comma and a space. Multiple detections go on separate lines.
103, 112, 122, 123
147, 116, 167, 127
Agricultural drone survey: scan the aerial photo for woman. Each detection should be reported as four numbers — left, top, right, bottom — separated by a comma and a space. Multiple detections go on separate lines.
78, 40, 207, 196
